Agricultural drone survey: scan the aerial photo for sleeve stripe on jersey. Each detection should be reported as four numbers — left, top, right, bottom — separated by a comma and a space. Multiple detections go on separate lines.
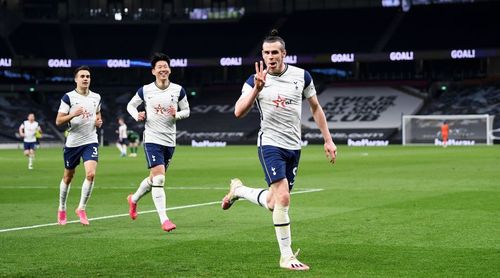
179, 87, 186, 101
62, 94, 70, 105
245, 75, 255, 88
304, 70, 312, 88
137, 87, 144, 101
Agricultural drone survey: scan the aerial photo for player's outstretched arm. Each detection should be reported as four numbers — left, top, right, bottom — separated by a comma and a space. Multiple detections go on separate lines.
307, 95, 337, 164
235, 61, 267, 118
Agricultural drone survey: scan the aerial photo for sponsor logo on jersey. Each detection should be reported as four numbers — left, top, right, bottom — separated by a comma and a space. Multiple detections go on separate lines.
153, 104, 167, 114
272, 95, 295, 108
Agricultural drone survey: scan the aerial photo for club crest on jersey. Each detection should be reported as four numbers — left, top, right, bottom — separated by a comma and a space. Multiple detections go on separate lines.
153, 104, 167, 114
272, 95, 293, 108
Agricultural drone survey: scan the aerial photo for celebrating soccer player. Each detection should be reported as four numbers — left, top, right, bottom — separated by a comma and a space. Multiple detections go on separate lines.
126, 53, 190, 232
221, 30, 337, 271
19, 112, 42, 170
55, 66, 103, 226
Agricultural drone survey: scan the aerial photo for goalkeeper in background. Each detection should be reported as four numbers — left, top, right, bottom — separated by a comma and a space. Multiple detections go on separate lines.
127, 130, 140, 157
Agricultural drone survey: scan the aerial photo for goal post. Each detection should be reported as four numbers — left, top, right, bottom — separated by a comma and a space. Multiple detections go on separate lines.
402, 114, 494, 145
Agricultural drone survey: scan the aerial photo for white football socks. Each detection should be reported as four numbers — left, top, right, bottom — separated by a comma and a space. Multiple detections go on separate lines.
78, 179, 94, 210
235, 186, 269, 209
58, 179, 70, 211
273, 204, 293, 258
151, 175, 169, 223
132, 177, 152, 203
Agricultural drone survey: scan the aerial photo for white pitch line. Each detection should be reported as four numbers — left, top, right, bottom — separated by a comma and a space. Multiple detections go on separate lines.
0, 188, 324, 233
0, 186, 232, 190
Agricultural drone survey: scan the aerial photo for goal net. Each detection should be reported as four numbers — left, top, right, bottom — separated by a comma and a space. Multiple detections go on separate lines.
402, 114, 494, 145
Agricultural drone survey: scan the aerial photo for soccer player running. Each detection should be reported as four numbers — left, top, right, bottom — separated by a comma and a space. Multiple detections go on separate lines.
221, 30, 337, 271
55, 66, 103, 225
126, 53, 190, 232
116, 117, 128, 157
19, 112, 42, 170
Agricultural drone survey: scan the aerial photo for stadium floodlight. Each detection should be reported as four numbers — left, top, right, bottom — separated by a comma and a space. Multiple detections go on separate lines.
402, 114, 494, 145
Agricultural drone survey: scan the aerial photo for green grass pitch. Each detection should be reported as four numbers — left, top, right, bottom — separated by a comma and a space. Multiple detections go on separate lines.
0, 145, 499, 277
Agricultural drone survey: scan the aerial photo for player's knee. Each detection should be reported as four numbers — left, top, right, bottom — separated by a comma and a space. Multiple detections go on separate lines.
62, 175, 73, 185
86, 171, 96, 181
152, 175, 165, 187
275, 191, 290, 206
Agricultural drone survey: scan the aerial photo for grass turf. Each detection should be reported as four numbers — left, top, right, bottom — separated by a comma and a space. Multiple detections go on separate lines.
0, 145, 499, 277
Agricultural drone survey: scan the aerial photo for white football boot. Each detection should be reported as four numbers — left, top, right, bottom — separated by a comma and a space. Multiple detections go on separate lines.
280, 249, 310, 271
221, 178, 244, 210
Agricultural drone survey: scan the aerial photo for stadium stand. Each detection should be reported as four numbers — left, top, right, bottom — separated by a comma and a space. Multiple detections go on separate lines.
71, 23, 159, 58
385, 2, 500, 51
9, 23, 65, 58
420, 83, 500, 129
0, 37, 10, 56
0, 92, 58, 143
279, 8, 397, 53
164, 14, 278, 58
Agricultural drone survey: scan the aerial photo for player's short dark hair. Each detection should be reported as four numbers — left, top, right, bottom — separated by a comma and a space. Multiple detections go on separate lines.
74, 65, 90, 77
263, 29, 286, 51
151, 52, 171, 68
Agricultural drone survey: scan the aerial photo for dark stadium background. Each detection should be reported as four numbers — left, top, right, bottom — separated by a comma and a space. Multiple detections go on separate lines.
1, 0, 499, 146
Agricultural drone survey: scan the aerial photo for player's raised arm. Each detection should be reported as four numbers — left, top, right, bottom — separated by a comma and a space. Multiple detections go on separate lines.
234, 61, 267, 118
307, 95, 337, 164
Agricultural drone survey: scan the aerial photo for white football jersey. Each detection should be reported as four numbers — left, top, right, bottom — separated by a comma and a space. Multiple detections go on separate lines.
241, 64, 316, 150
20, 121, 39, 143
127, 81, 190, 147
118, 123, 127, 140
58, 90, 101, 148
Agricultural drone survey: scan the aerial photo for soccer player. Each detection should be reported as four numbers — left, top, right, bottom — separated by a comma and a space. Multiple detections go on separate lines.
127, 129, 140, 157
18, 113, 41, 170
126, 53, 190, 232
441, 121, 449, 147
55, 65, 103, 226
116, 117, 128, 157
221, 30, 337, 271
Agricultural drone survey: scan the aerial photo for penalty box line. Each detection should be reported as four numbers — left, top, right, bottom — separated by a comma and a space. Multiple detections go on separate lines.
0, 188, 323, 234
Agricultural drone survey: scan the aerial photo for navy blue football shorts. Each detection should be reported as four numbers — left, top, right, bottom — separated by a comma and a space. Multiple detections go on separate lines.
63, 143, 99, 170
258, 145, 301, 190
143, 143, 175, 169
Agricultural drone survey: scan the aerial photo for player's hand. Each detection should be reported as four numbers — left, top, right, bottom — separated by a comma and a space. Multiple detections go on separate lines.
95, 118, 103, 128
71, 106, 85, 117
167, 105, 176, 118
254, 61, 267, 92
324, 141, 337, 164
137, 111, 146, 121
